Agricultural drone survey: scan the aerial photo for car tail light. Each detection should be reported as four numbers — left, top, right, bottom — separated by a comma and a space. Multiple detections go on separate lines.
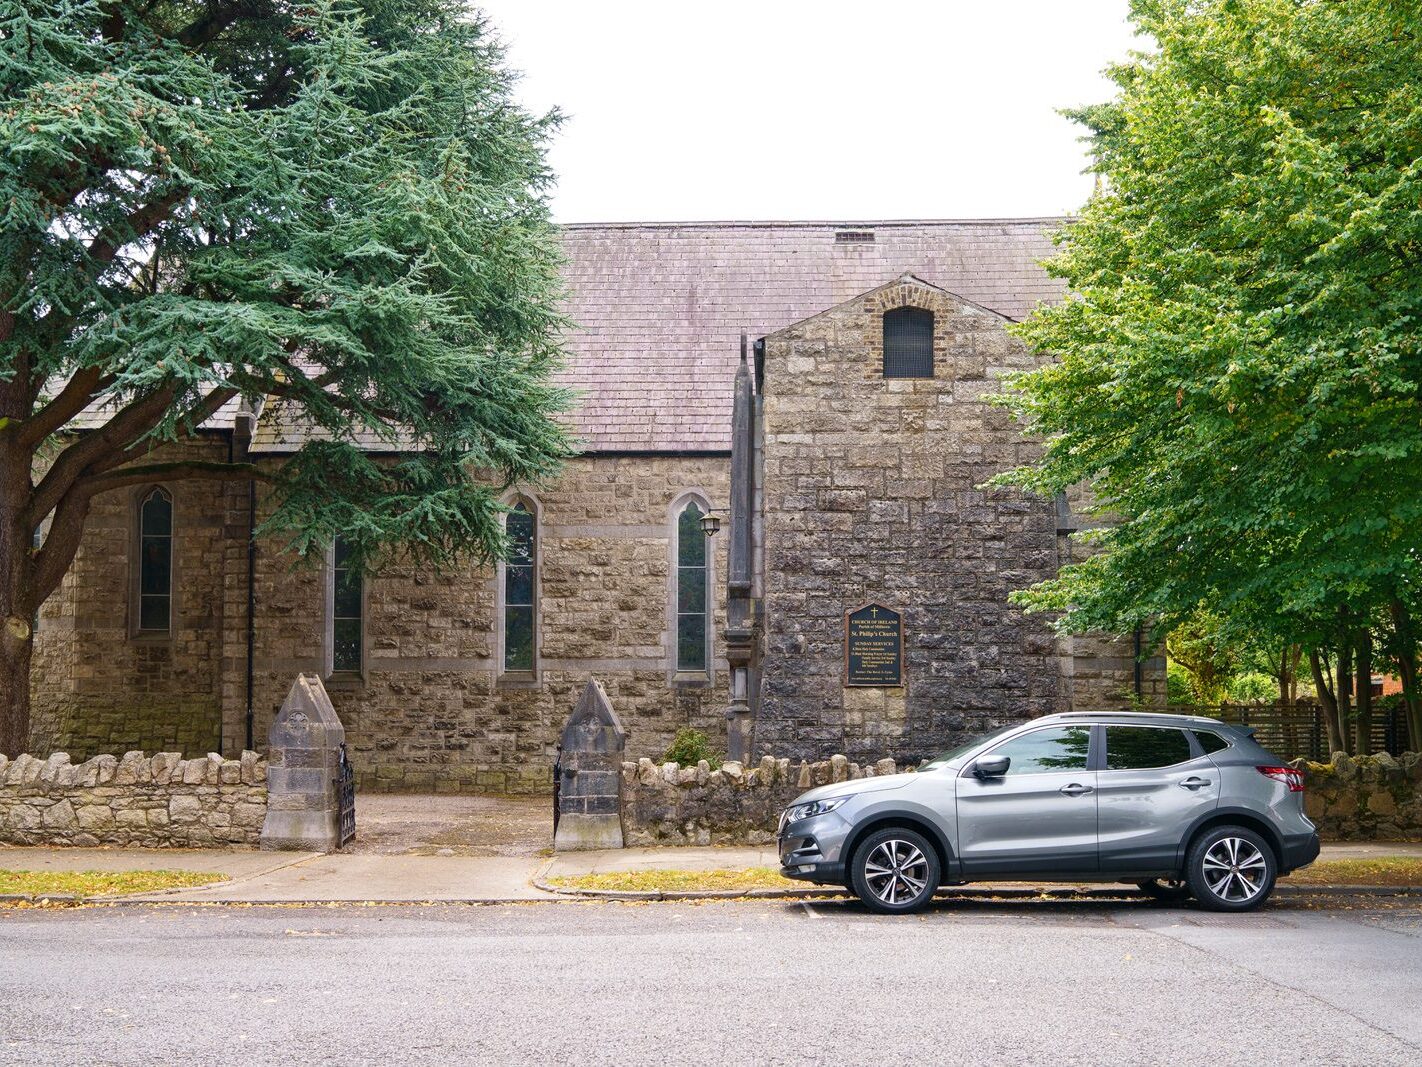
1257, 765, 1305, 792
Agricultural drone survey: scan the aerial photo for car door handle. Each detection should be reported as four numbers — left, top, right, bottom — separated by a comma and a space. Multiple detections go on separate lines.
1179, 776, 1212, 790
1059, 783, 1094, 796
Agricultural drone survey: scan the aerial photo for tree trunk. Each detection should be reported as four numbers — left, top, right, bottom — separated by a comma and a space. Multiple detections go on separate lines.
1276, 644, 1301, 708
1336, 639, 1354, 755
0, 620, 33, 758
1309, 649, 1347, 755
0, 442, 36, 757
1390, 599, 1422, 752
1354, 629, 1373, 756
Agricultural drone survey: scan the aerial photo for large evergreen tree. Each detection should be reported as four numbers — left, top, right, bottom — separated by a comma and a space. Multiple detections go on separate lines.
0, 1, 572, 755
996, 0, 1422, 748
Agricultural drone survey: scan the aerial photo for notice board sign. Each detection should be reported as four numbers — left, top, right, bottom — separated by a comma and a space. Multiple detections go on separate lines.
844, 603, 904, 687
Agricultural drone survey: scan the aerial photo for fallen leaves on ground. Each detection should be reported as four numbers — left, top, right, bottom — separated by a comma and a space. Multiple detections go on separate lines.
1284, 857, 1422, 887
549, 867, 801, 893
0, 869, 224, 899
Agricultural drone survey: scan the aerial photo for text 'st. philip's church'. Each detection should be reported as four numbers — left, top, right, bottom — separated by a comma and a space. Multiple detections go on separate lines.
31, 220, 1165, 791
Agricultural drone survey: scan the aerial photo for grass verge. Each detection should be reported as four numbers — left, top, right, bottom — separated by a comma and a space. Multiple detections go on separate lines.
1284, 857, 1422, 887
549, 867, 800, 893
0, 869, 225, 899
552, 856, 1422, 895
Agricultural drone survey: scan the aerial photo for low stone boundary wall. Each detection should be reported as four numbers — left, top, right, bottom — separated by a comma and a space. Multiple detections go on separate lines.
622, 751, 1422, 846
622, 755, 906, 846
1299, 752, 1422, 840
0, 751, 267, 848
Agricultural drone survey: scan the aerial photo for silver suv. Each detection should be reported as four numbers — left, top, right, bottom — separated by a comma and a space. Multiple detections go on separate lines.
777, 712, 1319, 913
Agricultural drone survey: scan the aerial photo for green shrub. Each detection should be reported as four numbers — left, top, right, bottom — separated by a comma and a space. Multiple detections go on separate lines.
1226, 672, 1277, 704
663, 727, 722, 769
1166, 662, 1195, 705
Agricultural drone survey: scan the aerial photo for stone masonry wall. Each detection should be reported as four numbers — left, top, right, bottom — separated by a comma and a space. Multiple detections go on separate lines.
757, 276, 1160, 766
29, 437, 234, 759
28, 447, 731, 792
235, 455, 732, 794
1299, 752, 1422, 841
622, 753, 911, 845
623, 750, 1422, 847
0, 750, 267, 847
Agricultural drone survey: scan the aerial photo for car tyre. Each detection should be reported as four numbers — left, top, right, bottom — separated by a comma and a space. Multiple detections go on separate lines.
1135, 878, 1192, 903
849, 827, 940, 914
1186, 825, 1276, 912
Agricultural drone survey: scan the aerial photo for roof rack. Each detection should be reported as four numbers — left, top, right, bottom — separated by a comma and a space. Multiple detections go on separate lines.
1048, 710, 1219, 721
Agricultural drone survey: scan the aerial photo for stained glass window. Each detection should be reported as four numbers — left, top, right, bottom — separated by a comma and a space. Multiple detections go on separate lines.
503, 503, 535, 672
676, 501, 708, 672
331, 538, 362, 673
138, 488, 172, 633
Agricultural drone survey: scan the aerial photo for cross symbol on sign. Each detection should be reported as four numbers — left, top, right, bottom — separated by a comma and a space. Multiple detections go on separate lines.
870, 607, 879, 619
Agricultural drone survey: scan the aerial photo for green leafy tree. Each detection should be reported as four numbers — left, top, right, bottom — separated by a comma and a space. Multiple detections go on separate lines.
1165, 613, 1237, 706
994, 0, 1422, 751
0, 1, 572, 755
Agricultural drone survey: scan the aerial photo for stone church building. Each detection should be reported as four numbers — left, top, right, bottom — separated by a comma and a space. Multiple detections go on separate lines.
30, 220, 1164, 792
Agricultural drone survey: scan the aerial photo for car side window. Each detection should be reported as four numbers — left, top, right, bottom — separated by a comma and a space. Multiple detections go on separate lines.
1193, 730, 1230, 754
1105, 726, 1193, 770
982, 726, 1091, 776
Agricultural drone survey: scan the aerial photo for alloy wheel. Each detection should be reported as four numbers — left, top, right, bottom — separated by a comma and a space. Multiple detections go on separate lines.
1201, 836, 1267, 903
863, 838, 930, 907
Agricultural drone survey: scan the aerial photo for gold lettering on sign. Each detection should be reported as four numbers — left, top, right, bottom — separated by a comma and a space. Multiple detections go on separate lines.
845, 603, 904, 687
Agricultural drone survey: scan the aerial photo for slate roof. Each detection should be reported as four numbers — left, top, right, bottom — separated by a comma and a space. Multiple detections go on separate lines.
62, 219, 1067, 454
557, 219, 1065, 452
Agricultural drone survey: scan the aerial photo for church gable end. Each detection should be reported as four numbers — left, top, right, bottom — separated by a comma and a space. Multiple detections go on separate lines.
754, 273, 1147, 764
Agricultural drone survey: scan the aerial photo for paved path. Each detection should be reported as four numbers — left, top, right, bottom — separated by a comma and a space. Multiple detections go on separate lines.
343, 793, 550, 856
2, 840, 1419, 902
2, 898, 1420, 1065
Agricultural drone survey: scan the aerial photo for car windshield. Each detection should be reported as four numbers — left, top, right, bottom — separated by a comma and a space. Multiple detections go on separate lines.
921, 724, 1021, 768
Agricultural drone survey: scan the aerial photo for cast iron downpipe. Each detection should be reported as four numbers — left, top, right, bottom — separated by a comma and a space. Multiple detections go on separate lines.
1133, 626, 1144, 701
245, 476, 255, 752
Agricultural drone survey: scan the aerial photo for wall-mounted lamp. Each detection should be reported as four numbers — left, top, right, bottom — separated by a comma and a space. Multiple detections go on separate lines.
700, 511, 723, 537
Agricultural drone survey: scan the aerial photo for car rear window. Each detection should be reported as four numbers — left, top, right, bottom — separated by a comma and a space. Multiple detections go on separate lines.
1104, 726, 1193, 770
1193, 730, 1230, 754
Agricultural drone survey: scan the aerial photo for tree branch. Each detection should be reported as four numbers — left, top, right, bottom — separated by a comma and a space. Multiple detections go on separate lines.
30, 491, 92, 606
75, 460, 269, 496
91, 385, 241, 475
15, 368, 115, 449
176, 2, 260, 49
23, 385, 179, 530
84, 190, 185, 272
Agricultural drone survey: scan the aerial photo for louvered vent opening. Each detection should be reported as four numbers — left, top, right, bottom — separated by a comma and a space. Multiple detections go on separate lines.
835, 230, 875, 243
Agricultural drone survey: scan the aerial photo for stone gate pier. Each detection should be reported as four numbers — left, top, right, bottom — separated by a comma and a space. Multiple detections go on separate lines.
261, 673, 350, 852
553, 679, 626, 851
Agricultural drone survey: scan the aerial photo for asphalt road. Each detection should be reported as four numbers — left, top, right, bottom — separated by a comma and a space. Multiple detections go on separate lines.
2, 897, 1420, 1066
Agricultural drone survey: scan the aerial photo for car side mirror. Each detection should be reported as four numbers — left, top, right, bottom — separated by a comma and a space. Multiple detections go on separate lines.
974, 755, 1010, 779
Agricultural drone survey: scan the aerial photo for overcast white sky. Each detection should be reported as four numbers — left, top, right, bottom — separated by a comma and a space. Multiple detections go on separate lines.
474, 1, 1142, 223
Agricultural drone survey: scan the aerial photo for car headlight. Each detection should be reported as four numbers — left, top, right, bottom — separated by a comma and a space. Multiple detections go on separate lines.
784, 797, 849, 824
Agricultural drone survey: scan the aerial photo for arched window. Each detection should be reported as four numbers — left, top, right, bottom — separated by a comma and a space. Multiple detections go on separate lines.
882, 306, 934, 378
137, 488, 173, 634
674, 498, 710, 674
502, 501, 537, 673
328, 537, 363, 675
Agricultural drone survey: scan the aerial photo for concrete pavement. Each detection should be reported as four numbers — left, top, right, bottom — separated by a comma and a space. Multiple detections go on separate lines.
1, 841, 1419, 903
2, 899, 1420, 1065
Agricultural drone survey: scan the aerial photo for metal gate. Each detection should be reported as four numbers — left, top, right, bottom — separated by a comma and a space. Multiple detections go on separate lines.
335, 742, 356, 848
551, 747, 562, 836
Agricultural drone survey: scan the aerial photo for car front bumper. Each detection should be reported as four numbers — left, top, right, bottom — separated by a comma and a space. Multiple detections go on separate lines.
777, 813, 851, 885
